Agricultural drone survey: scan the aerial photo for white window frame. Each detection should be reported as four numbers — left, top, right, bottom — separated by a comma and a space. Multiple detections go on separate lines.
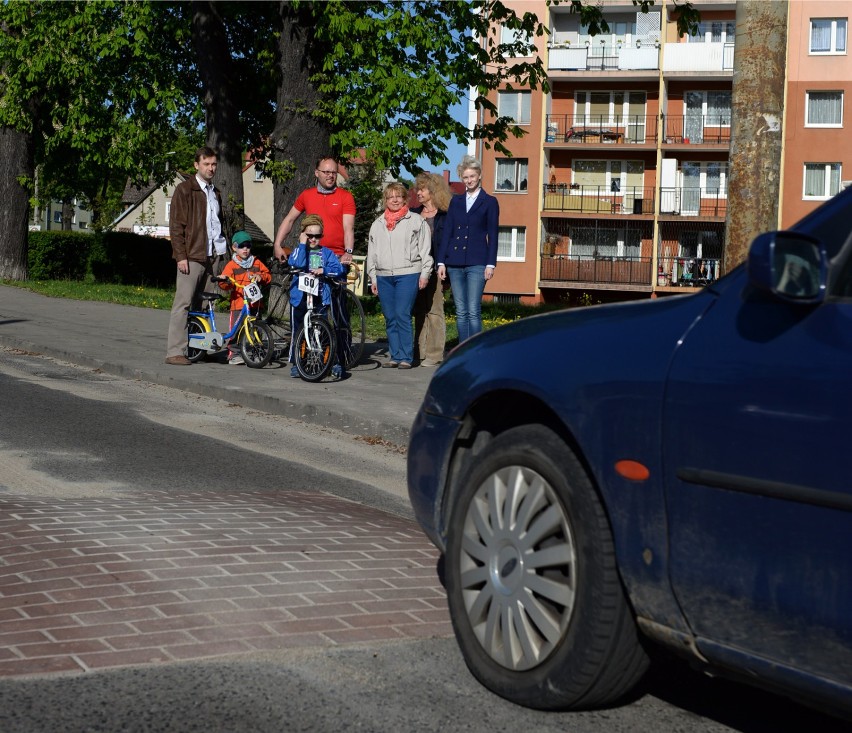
803, 162, 841, 199
498, 91, 531, 125
500, 25, 534, 57
810, 18, 847, 54
685, 21, 735, 44
805, 90, 844, 127
568, 225, 640, 260
682, 161, 729, 198
254, 167, 264, 182
494, 158, 529, 193
574, 90, 647, 127
497, 226, 526, 262
165, 200, 172, 223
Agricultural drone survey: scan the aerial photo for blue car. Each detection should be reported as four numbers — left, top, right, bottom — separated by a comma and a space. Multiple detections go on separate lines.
407, 191, 852, 716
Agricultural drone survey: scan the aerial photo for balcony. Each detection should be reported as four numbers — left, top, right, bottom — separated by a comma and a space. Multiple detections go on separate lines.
541, 255, 652, 286
663, 42, 734, 73
548, 44, 660, 72
543, 185, 656, 215
663, 115, 731, 146
656, 255, 722, 287
546, 115, 657, 145
659, 188, 728, 218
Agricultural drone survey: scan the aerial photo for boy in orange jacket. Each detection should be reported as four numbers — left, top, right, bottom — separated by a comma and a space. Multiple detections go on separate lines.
219, 230, 272, 365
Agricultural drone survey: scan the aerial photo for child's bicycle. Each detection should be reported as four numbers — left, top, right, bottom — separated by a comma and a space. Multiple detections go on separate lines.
266, 259, 366, 370
286, 266, 338, 382
185, 276, 275, 368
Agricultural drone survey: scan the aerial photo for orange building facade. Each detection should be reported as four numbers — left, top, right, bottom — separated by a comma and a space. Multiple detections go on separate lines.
471, 0, 852, 305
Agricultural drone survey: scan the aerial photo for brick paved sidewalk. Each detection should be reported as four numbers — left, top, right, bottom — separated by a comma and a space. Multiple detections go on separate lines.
0, 490, 451, 678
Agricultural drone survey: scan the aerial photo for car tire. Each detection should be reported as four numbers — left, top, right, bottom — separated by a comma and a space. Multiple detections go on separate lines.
445, 424, 649, 710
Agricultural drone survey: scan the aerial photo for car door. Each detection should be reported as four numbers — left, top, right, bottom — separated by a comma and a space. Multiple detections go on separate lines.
661, 264, 852, 687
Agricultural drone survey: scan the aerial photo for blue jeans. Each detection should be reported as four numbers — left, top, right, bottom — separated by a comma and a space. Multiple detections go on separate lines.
376, 273, 420, 363
447, 265, 486, 343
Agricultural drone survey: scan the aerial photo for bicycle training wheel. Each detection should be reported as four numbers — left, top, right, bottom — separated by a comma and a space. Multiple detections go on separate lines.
186, 316, 209, 363
239, 318, 274, 369
338, 288, 366, 369
294, 318, 336, 382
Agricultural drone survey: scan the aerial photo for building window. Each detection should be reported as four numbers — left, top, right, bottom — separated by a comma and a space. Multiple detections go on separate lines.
165, 200, 171, 222
78, 221, 88, 230
569, 226, 640, 259
53, 211, 63, 223
498, 91, 531, 125
686, 21, 735, 44
804, 163, 841, 199
254, 167, 264, 182
806, 91, 843, 126
810, 18, 847, 53
574, 91, 646, 128
495, 158, 528, 192
497, 226, 526, 261
500, 25, 534, 57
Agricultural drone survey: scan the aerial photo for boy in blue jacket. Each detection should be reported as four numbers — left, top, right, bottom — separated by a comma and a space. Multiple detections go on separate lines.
288, 214, 344, 378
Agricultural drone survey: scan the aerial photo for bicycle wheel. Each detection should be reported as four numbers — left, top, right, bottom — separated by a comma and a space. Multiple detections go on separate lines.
294, 317, 336, 382
338, 287, 366, 369
239, 317, 274, 369
186, 316, 209, 363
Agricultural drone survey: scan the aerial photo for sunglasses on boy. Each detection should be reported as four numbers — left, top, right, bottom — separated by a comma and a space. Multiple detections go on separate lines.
305, 233, 323, 240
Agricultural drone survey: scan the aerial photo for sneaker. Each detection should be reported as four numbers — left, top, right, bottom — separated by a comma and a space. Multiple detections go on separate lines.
331, 364, 343, 380
165, 355, 192, 366
420, 359, 441, 367
382, 361, 399, 369
228, 355, 245, 366
290, 366, 299, 378
398, 362, 413, 370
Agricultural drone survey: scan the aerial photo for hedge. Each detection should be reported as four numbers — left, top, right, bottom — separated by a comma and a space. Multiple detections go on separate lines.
28, 231, 176, 287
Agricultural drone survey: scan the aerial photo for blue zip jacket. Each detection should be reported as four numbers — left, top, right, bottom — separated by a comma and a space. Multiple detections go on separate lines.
288, 243, 344, 307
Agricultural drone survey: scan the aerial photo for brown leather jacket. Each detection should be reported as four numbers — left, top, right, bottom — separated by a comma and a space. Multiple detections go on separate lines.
169, 175, 224, 263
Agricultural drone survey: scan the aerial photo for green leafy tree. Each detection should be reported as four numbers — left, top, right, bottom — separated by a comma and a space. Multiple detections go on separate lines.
0, 0, 189, 279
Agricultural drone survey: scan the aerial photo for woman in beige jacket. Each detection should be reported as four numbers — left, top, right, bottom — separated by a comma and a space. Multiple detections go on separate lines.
367, 182, 433, 369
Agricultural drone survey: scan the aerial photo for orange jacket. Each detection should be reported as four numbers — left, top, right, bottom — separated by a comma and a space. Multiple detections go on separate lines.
219, 258, 272, 311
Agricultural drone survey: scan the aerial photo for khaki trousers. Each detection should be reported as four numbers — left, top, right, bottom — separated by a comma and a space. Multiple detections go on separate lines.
165, 256, 225, 358
413, 271, 446, 363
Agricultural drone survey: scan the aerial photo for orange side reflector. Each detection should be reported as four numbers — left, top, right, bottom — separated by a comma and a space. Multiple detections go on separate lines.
615, 460, 650, 482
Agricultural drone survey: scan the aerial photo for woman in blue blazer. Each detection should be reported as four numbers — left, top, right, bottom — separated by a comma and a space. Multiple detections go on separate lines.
437, 155, 499, 343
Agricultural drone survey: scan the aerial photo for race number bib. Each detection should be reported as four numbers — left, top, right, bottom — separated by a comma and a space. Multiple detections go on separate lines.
298, 273, 319, 297
243, 281, 263, 304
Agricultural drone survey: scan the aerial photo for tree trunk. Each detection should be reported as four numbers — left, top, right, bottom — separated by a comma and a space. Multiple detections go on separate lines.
723, 0, 788, 270
62, 200, 74, 231
0, 126, 33, 280
192, 0, 245, 237
271, 0, 333, 249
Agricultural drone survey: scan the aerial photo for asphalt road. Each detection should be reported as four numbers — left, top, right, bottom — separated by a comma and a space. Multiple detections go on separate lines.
1, 349, 849, 733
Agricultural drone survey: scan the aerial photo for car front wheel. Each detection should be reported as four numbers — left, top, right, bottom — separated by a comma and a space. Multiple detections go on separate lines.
445, 424, 648, 710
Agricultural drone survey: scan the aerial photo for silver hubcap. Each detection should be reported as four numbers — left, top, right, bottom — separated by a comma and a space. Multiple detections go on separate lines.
459, 465, 577, 671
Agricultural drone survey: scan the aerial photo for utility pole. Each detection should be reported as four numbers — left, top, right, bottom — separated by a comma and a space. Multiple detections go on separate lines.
723, 0, 789, 271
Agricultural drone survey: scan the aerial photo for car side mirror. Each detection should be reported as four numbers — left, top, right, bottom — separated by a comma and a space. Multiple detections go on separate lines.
747, 231, 827, 304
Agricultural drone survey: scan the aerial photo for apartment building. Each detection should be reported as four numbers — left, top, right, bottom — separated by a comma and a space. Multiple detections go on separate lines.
474, 0, 852, 305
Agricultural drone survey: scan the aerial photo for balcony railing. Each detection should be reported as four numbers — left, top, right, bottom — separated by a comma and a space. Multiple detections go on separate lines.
548, 44, 660, 71
543, 185, 656, 215
659, 187, 728, 217
546, 114, 657, 145
539, 254, 723, 288
540, 255, 652, 285
656, 256, 722, 287
663, 42, 734, 72
663, 115, 731, 145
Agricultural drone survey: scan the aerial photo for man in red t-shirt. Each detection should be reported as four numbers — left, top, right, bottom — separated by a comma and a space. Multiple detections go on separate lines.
273, 155, 356, 264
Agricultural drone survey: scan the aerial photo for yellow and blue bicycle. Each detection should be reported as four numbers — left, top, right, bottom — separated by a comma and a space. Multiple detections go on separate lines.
186, 276, 275, 368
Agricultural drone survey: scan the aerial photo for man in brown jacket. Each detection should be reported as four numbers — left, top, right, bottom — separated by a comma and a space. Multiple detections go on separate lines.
165, 146, 228, 364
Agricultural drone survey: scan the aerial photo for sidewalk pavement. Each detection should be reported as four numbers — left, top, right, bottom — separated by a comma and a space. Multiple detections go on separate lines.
0, 285, 435, 446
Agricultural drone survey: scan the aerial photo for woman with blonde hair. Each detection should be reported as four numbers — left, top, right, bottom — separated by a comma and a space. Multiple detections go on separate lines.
437, 155, 499, 343
366, 182, 433, 369
410, 172, 451, 365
